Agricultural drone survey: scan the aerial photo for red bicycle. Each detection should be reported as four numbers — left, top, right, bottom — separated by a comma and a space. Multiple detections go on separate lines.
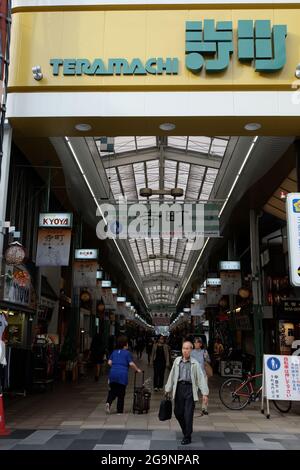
219, 371, 292, 413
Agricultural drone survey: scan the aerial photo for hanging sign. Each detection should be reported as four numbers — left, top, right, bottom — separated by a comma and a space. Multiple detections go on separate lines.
101, 280, 112, 288
191, 299, 205, 317
75, 249, 98, 260
206, 286, 221, 305
286, 193, 300, 286
3, 264, 36, 309
220, 271, 242, 295
219, 261, 241, 271
264, 354, 300, 401
73, 260, 97, 287
36, 228, 71, 266
39, 213, 73, 228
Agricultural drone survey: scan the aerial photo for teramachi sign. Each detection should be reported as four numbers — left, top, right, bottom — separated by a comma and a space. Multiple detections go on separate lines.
39, 213, 73, 228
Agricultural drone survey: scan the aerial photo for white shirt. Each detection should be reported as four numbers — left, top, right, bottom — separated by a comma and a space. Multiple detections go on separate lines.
0, 340, 7, 366
0, 314, 8, 340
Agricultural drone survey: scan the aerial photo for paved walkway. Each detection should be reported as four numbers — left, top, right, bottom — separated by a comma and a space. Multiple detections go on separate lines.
1, 353, 300, 450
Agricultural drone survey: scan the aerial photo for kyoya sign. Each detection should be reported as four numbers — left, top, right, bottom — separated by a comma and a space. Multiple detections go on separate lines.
39, 213, 73, 228
264, 354, 300, 401
286, 194, 300, 286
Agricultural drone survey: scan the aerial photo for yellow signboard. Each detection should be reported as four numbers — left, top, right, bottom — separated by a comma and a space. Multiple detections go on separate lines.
8, 7, 300, 91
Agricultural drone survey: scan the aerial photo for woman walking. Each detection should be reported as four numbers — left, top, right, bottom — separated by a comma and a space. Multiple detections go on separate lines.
191, 337, 211, 415
106, 335, 142, 414
151, 335, 170, 391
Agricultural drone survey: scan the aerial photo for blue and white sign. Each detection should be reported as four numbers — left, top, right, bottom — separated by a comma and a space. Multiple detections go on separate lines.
286, 193, 300, 286
264, 354, 300, 401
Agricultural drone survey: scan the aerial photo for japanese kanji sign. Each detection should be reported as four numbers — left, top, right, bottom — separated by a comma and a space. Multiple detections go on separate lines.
185, 19, 287, 73
286, 193, 300, 287
36, 228, 72, 266
264, 354, 300, 401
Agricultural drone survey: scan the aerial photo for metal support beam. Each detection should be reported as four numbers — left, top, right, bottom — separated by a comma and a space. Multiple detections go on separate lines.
249, 209, 264, 375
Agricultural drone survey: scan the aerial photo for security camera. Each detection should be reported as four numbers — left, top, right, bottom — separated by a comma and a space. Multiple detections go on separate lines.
32, 65, 43, 81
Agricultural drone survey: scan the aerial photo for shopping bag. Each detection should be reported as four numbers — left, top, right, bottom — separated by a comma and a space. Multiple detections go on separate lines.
158, 399, 172, 421
204, 361, 213, 378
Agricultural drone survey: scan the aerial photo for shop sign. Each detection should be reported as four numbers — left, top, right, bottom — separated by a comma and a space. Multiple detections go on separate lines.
152, 315, 170, 326
191, 299, 205, 317
264, 354, 300, 401
220, 271, 242, 295
206, 278, 221, 286
75, 249, 98, 260
101, 280, 111, 288
36, 228, 71, 266
39, 213, 73, 228
50, 20, 287, 77
73, 260, 97, 287
186, 19, 287, 73
286, 193, 300, 286
219, 261, 241, 271
282, 299, 300, 314
111, 288, 118, 295
3, 264, 36, 309
117, 297, 126, 303
206, 285, 221, 305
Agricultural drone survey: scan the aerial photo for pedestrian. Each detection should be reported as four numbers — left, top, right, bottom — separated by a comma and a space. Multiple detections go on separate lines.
105, 335, 142, 414
151, 335, 170, 391
136, 336, 145, 359
146, 337, 154, 365
191, 337, 211, 415
90, 332, 105, 382
165, 340, 209, 445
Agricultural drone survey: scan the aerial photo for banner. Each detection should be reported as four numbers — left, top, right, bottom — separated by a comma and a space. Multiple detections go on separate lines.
73, 260, 97, 287
206, 286, 221, 306
191, 297, 206, 317
264, 354, 300, 401
3, 264, 36, 309
36, 228, 71, 266
220, 271, 242, 295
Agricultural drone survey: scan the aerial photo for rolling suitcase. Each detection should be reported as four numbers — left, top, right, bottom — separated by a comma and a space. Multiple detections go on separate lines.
132, 371, 151, 414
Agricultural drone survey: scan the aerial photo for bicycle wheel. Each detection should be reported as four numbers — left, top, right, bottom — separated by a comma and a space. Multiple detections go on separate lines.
219, 378, 251, 410
272, 400, 292, 413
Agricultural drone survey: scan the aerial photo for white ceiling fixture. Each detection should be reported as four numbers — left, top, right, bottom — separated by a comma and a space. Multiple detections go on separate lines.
75, 123, 92, 131
244, 123, 261, 131
159, 123, 176, 131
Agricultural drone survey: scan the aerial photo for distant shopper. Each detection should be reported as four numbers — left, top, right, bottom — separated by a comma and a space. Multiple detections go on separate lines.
90, 333, 105, 382
136, 336, 145, 359
191, 337, 211, 415
146, 337, 154, 365
106, 335, 142, 414
165, 340, 209, 445
151, 335, 170, 391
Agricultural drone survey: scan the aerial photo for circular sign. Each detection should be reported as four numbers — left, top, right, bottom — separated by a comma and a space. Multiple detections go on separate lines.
267, 357, 281, 371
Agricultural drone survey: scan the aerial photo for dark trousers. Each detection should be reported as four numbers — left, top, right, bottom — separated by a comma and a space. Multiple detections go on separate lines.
174, 382, 195, 439
153, 362, 166, 389
106, 382, 126, 413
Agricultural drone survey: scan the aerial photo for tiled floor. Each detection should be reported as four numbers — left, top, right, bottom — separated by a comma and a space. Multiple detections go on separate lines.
1, 353, 300, 450
1, 429, 300, 450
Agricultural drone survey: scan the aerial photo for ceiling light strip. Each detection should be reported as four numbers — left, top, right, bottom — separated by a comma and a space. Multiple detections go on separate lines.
65, 137, 148, 308
219, 136, 258, 218
176, 136, 258, 306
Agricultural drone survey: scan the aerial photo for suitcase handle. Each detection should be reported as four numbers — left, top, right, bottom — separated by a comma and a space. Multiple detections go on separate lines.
134, 370, 144, 387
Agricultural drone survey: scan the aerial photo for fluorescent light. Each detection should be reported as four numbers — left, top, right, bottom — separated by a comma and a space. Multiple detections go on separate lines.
65, 137, 148, 308
219, 137, 258, 218
176, 238, 209, 306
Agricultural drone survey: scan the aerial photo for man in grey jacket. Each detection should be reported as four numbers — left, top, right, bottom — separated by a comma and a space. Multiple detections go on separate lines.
165, 340, 209, 445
